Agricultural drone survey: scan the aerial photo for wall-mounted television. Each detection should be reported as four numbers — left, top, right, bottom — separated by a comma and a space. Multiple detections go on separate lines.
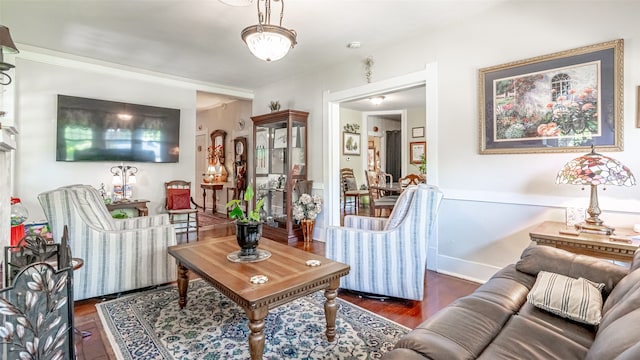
56, 95, 181, 163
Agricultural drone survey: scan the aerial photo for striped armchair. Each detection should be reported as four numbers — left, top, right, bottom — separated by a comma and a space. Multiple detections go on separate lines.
38, 185, 177, 300
325, 184, 443, 300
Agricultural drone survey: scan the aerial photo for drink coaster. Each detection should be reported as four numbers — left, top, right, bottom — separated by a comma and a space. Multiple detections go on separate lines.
250, 275, 269, 284
305, 259, 321, 267
227, 249, 272, 263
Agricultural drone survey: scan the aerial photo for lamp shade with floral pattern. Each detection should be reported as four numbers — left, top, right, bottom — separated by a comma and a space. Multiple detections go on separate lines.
556, 146, 635, 234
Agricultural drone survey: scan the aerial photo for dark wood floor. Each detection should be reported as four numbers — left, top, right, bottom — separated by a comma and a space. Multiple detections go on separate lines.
74, 211, 480, 359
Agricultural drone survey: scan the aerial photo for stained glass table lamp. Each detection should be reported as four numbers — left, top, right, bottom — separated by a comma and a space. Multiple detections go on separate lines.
556, 146, 635, 234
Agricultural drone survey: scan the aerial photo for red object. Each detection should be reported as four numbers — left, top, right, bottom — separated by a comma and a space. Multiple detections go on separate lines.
10, 197, 25, 246
166, 188, 190, 209
10, 225, 24, 246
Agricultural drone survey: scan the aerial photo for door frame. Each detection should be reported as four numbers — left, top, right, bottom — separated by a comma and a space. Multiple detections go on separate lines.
323, 64, 438, 228
361, 110, 407, 179
322, 63, 439, 268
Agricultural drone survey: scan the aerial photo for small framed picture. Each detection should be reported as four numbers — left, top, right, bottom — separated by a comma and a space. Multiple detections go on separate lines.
343, 132, 361, 155
410, 141, 426, 164
566, 207, 586, 228
411, 127, 425, 138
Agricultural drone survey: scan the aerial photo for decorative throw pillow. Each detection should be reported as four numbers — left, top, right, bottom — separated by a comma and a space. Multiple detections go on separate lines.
167, 188, 191, 209
527, 271, 605, 325
344, 177, 358, 191
172, 193, 191, 210
383, 187, 416, 230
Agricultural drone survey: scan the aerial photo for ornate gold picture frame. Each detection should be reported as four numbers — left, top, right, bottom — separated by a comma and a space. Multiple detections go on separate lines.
479, 39, 623, 154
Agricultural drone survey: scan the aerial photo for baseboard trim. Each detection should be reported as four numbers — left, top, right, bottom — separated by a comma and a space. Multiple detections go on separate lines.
435, 254, 502, 284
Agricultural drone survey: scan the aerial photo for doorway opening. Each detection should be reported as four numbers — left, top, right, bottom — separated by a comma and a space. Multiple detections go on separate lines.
195, 91, 252, 211
323, 65, 438, 230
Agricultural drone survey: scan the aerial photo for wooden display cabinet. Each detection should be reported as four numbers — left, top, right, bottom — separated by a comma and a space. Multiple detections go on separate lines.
252, 109, 308, 244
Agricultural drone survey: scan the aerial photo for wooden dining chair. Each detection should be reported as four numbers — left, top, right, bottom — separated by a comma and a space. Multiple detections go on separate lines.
364, 170, 397, 217
399, 174, 422, 189
165, 180, 199, 242
341, 168, 368, 211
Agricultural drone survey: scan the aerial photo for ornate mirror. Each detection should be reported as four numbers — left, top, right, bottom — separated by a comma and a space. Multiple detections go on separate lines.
210, 129, 227, 165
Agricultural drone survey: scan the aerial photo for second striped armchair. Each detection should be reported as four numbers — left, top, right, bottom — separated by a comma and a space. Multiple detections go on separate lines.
325, 184, 443, 300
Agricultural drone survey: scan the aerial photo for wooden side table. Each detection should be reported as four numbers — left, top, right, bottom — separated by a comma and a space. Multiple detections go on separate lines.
106, 199, 150, 217
200, 183, 224, 214
529, 221, 639, 262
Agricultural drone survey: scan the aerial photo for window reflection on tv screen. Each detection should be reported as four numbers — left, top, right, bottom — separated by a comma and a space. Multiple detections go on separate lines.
56, 95, 180, 163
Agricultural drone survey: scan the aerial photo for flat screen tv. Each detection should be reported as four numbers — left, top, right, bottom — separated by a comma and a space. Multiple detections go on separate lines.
56, 95, 181, 163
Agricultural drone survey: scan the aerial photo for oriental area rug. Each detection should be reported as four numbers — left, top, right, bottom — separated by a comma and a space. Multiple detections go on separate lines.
96, 279, 409, 359
197, 209, 234, 230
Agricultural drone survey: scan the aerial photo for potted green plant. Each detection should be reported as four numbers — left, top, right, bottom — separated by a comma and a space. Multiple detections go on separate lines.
226, 184, 265, 257
418, 153, 427, 180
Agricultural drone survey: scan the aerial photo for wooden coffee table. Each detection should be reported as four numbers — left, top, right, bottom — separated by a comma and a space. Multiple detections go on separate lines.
167, 236, 350, 360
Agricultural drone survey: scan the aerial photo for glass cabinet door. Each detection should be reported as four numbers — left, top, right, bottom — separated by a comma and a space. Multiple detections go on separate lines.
251, 110, 309, 244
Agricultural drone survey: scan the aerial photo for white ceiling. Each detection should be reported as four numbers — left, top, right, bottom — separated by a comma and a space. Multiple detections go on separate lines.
340, 85, 425, 112
1, 0, 504, 92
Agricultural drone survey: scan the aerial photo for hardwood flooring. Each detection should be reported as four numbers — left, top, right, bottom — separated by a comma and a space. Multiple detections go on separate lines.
74, 217, 480, 359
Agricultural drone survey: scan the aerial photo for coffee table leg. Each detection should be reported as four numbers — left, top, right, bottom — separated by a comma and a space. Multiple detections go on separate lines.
244, 306, 268, 360
324, 278, 340, 342
177, 262, 189, 309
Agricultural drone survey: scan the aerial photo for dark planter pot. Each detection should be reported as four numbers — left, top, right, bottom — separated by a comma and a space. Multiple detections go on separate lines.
235, 221, 262, 257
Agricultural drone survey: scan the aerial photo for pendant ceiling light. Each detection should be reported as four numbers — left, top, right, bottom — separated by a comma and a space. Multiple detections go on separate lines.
241, 0, 297, 62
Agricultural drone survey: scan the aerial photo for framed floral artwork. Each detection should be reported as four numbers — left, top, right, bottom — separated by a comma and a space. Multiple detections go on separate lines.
479, 39, 623, 154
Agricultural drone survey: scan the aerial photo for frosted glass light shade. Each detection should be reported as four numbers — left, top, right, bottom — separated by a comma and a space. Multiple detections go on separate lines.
112, 173, 123, 185
241, 25, 296, 62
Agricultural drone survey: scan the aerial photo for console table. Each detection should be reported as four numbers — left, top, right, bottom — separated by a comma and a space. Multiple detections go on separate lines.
529, 221, 639, 262
200, 183, 225, 214
106, 199, 149, 217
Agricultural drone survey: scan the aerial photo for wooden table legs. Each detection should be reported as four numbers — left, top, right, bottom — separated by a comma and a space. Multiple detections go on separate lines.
324, 278, 340, 342
174, 263, 340, 360
244, 306, 268, 360
176, 262, 189, 309
243, 288, 338, 360
200, 183, 224, 214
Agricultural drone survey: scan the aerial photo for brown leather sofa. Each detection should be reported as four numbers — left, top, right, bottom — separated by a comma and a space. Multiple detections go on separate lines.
383, 244, 640, 359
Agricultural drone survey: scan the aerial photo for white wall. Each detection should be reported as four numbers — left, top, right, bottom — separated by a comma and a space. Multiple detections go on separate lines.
11, 50, 253, 231
339, 108, 364, 186
406, 106, 426, 175
14, 58, 196, 223
196, 100, 252, 212
252, 1, 640, 282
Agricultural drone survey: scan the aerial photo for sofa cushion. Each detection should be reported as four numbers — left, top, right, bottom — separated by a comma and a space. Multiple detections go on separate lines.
478, 315, 591, 360
630, 249, 640, 272
527, 271, 604, 325
516, 244, 627, 296
599, 269, 640, 331
469, 265, 534, 311
394, 296, 514, 360
586, 308, 640, 360
518, 302, 596, 348
592, 261, 640, 360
